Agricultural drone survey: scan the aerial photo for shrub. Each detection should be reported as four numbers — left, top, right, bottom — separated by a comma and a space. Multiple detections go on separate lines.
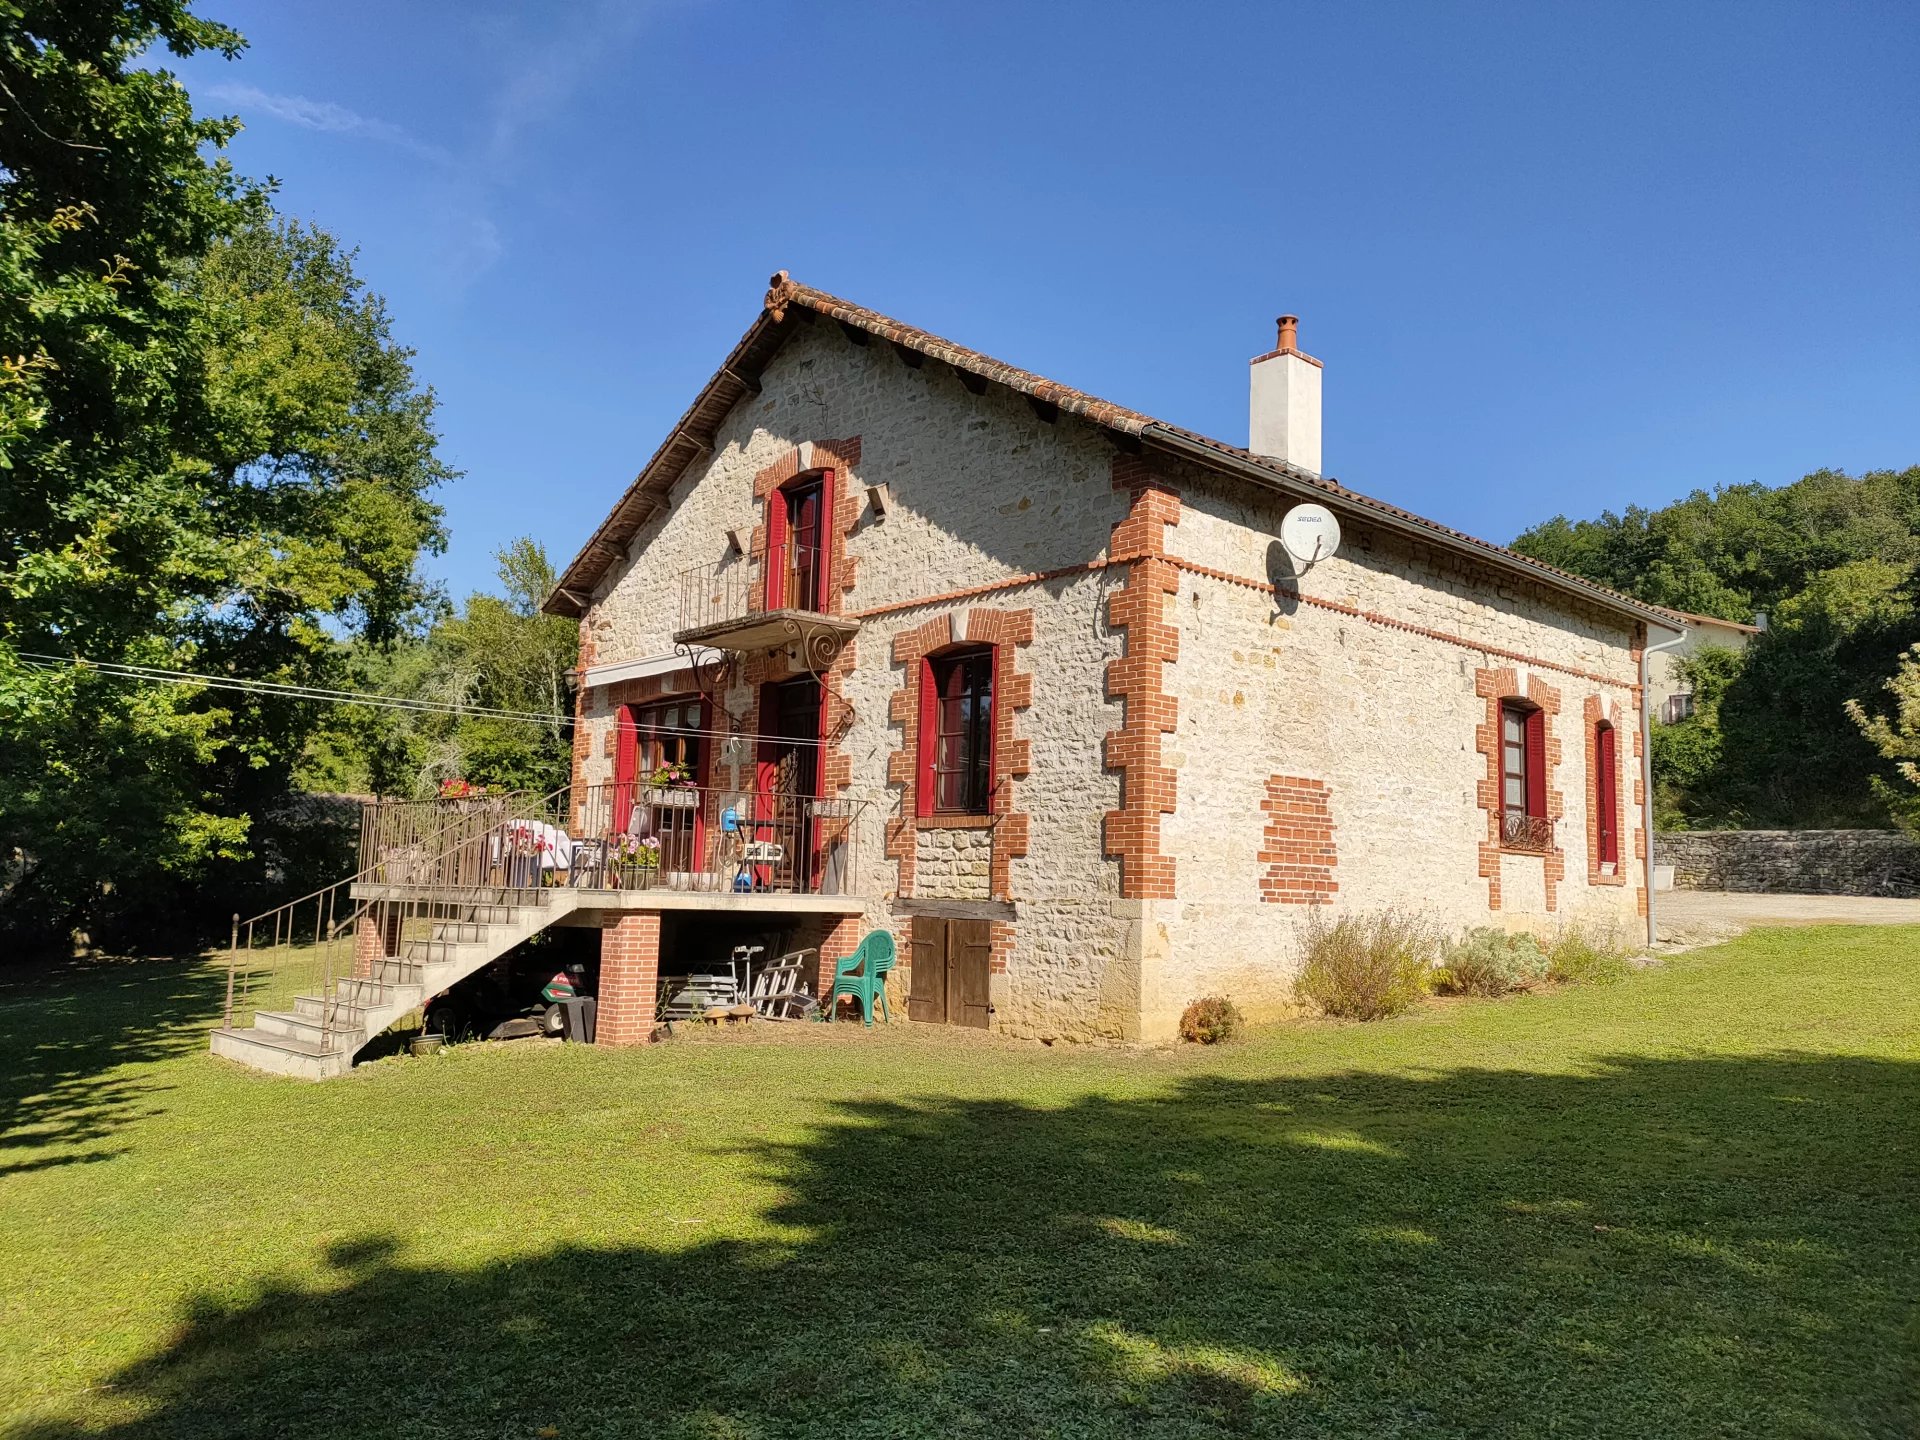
1295, 909, 1439, 1021
1178, 995, 1244, 1044
1546, 925, 1634, 985
1438, 927, 1549, 996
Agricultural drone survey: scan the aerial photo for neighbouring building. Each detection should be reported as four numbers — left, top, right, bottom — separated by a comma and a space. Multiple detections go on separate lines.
538, 271, 1676, 1046
1645, 608, 1761, 723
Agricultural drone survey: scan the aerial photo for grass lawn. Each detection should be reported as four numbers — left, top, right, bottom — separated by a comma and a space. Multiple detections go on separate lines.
2, 928, 1916, 1439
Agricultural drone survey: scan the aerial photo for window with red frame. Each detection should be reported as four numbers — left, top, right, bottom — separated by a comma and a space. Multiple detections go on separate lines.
1499, 699, 1548, 848
766, 470, 831, 611
919, 647, 994, 816
1594, 720, 1619, 867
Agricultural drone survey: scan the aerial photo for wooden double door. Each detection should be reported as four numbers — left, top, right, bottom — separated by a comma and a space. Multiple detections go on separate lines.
908, 915, 991, 1028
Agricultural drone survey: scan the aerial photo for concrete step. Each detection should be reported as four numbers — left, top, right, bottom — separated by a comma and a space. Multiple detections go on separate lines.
292, 993, 374, 1024
210, 1025, 351, 1080
254, 1009, 367, 1048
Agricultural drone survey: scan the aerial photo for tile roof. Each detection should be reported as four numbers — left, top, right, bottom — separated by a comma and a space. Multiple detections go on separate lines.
547, 272, 1675, 633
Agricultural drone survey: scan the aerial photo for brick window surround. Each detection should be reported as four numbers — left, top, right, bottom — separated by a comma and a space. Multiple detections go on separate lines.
1259, 776, 1338, 903
1584, 694, 1629, 887
1474, 667, 1565, 911
750, 438, 863, 615
886, 608, 1033, 900
1103, 455, 1182, 900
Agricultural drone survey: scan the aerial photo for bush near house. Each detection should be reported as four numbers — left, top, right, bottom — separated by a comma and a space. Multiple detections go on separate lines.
1294, 908, 1439, 1020
1178, 995, 1244, 1044
1438, 928, 1550, 996
1547, 927, 1635, 986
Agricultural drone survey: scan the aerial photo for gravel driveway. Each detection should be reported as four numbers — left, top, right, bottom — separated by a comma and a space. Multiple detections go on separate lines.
1655, 889, 1920, 946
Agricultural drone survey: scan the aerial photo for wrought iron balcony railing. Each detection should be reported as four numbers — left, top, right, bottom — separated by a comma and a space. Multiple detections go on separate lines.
1500, 812, 1555, 853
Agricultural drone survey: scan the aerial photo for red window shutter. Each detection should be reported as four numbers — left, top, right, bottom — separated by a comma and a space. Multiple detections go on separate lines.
916, 658, 938, 818
1596, 723, 1619, 865
764, 493, 788, 610
612, 706, 639, 833
1524, 707, 1548, 819
816, 469, 834, 604
986, 643, 1001, 812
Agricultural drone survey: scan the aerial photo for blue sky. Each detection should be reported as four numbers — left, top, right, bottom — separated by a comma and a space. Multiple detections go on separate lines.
174, 1, 1920, 604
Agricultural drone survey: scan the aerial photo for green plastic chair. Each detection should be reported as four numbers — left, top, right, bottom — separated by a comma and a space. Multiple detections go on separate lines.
824, 931, 896, 1026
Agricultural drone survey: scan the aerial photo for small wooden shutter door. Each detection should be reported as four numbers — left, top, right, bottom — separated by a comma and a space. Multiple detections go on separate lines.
764, 492, 788, 610
1524, 707, 1548, 819
908, 916, 946, 1023
950, 918, 992, 1029
612, 707, 639, 834
915, 659, 939, 818
1596, 724, 1619, 865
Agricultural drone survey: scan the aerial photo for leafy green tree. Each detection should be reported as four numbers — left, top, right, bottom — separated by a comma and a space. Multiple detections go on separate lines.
0, 4, 449, 944
1514, 468, 1920, 621
300, 540, 578, 801
1848, 645, 1920, 833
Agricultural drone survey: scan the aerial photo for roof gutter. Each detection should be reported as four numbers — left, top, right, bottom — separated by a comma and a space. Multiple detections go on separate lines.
1140, 425, 1676, 631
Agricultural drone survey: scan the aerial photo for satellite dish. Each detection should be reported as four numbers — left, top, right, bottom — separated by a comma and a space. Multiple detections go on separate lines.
1280, 503, 1342, 569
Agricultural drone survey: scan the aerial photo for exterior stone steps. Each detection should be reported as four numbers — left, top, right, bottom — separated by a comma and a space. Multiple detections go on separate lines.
209, 889, 580, 1079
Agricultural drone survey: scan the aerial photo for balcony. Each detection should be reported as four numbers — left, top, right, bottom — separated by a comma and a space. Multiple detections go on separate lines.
672, 546, 857, 672
356, 782, 873, 905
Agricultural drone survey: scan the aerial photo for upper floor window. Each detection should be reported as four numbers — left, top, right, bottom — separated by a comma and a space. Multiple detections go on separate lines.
919, 646, 995, 816
1500, 699, 1548, 850
1662, 692, 1695, 724
767, 470, 832, 611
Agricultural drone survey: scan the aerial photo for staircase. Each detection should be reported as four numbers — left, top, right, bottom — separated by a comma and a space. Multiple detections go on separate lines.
213, 881, 579, 1079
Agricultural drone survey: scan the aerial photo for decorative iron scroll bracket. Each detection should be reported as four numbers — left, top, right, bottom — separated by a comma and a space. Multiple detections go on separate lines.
676, 641, 736, 724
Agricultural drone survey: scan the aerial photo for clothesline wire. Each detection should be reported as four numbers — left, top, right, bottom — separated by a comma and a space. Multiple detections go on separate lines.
13, 652, 834, 748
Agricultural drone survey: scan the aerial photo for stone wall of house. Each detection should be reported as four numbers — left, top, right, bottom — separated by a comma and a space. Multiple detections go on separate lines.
1144, 464, 1648, 1038
576, 320, 1140, 1040
1657, 829, 1920, 896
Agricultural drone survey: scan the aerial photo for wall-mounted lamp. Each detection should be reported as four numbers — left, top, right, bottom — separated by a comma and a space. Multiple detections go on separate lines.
724, 526, 748, 557
866, 482, 893, 518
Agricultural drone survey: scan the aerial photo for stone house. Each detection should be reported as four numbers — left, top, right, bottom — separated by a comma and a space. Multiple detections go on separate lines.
1646, 608, 1761, 723
543, 271, 1677, 1045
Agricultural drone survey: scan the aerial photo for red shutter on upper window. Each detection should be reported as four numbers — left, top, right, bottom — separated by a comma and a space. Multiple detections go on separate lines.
986, 643, 1001, 813
816, 469, 834, 603
916, 657, 938, 818
764, 492, 788, 609
1524, 707, 1548, 819
612, 706, 639, 833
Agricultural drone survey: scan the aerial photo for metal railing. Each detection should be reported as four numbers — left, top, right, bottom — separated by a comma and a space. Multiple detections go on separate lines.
676, 544, 825, 633
224, 791, 561, 1043
354, 779, 872, 900
1500, 812, 1555, 853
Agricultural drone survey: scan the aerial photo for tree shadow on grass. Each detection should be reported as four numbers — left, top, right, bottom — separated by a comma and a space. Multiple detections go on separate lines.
17, 1052, 1920, 1439
0, 954, 226, 1175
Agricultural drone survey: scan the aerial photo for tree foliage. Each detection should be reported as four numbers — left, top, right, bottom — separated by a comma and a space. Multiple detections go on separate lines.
1518, 469, 1920, 829
0, 3, 449, 945
1848, 645, 1920, 833
301, 540, 578, 801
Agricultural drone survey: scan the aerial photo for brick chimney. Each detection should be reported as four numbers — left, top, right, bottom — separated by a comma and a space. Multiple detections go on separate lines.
1249, 314, 1322, 475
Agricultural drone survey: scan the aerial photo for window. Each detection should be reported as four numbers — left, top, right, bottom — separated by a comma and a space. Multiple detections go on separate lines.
1594, 721, 1619, 868
919, 647, 994, 815
1662, 692, 1695, 724
766, 470, 833, 611
1499, 699, 1548, 850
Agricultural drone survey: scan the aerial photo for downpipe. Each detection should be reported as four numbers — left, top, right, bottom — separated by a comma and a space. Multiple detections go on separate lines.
1639, 622, 1689, 948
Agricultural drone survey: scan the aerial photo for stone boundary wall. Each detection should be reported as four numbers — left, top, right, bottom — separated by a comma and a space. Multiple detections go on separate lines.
1657, 829, 1920, 897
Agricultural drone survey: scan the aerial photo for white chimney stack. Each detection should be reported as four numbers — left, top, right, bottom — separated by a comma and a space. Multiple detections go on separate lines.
1248, 314, 1322, 475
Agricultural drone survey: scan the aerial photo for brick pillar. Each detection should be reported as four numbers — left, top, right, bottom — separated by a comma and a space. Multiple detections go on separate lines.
597, 912, 661, 1046
353, 915, 381, 978
817, 915, 864, 1011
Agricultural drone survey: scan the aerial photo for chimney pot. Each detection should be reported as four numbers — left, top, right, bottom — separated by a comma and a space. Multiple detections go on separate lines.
1276, 315, 1299, 353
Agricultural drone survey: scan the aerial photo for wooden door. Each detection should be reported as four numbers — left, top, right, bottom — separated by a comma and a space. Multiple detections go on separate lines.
907, 916, 992, 1029
909, 916, 946, 1024
1596, 723, 1619, 867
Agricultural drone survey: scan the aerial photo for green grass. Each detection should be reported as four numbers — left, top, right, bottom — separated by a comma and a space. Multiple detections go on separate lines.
2, 928, 1917, 1439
